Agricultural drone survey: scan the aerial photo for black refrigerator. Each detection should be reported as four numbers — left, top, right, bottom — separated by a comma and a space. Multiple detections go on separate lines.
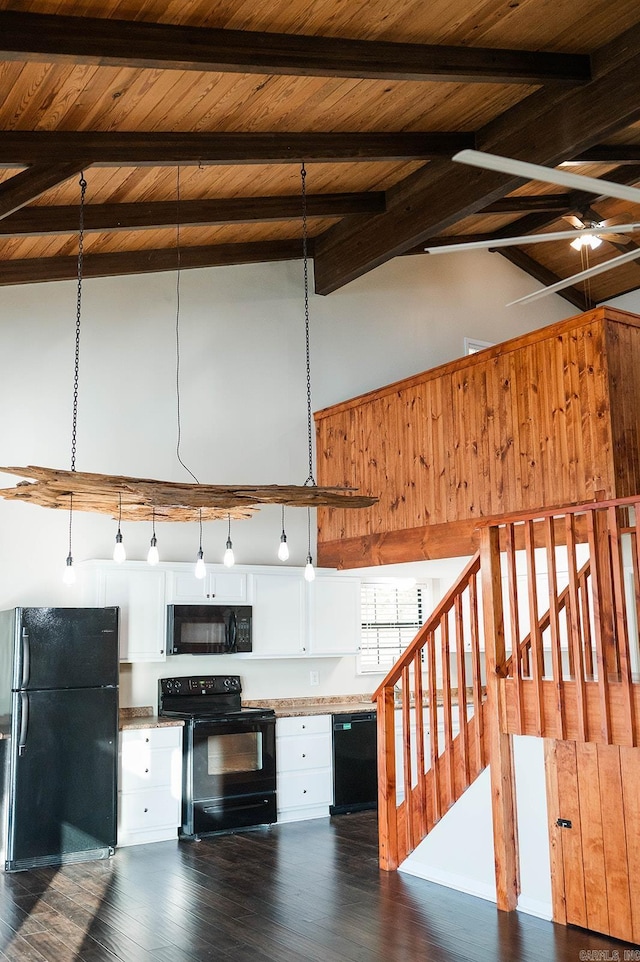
0, 607, 119, 872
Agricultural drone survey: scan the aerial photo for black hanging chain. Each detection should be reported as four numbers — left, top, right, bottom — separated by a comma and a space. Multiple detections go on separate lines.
301, 163, 315, 487
71, 173, 87, 474
174, 165, 200, 485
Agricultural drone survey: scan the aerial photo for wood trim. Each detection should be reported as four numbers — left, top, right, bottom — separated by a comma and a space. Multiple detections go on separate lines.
317, 516, 481, 568
0, 131, 474, 167
0, 192, 386, 236
481, 526, 519, 912
0, 10, 592, 85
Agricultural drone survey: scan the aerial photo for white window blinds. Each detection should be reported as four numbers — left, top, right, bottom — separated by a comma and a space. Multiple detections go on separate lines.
360, 583, 425, 673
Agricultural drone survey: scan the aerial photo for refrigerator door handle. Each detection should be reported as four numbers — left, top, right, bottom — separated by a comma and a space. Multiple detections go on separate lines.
21, 627, 30, 688
18, 693, 29, 756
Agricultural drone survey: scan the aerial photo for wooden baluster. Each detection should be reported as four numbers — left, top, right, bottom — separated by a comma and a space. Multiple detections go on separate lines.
565, 514, 588, 742
428, 627, 440, 825
607, 506, 635, 746
441, 611, 455, 809
413, 650, 427, 838
505, 523, 524, 734
480, 525, 519, 912
377, 685, 398, 870
579, 568, 594, 679
544, 515, 566, 740
401, 665, 414, 855
455, 592, 470, 787
524, 518, 545, 736
586, 508, 612, 744
468, 570, 485, 768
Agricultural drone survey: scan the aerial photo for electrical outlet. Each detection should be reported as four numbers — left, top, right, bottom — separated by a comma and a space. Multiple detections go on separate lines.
309, 670, 320, 687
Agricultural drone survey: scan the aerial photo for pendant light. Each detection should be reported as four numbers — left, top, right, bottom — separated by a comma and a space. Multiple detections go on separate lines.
195, 509, 206, 579
113, 493, 126, 562
63, 172, 86, 585
301, 162, 316, 583
278, 505, 289, 561
223, 513, 235, 567
147, 508, 159, 565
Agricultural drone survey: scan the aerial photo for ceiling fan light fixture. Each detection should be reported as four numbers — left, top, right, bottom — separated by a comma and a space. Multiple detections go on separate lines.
570, 233, 603, 251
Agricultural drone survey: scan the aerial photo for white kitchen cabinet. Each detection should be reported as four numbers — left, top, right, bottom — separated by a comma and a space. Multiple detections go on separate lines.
118, 725, 182, 846
81, 563, 167, 663
252, 571, 306, 657
165, 566, 248, 604
308, 576, 361, 656
276, 714, 333, 822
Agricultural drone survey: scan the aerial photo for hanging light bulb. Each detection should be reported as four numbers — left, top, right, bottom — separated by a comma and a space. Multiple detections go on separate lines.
304, 506, 315, 581
113, 493, 126, 563
223, 513, 235, 567
278, 505, 289, 561
147, 509, 159, 565
195, 510, 206, 578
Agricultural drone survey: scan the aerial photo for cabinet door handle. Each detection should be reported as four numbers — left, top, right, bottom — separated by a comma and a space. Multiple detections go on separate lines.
145, 738, 149, 743
302, 789, 307, 794
302, 753, 306, 758
143, 808, 148, 813
145, 768, 149, 773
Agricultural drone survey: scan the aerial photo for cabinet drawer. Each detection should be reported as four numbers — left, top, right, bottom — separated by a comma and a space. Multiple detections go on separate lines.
120, 726, 182, 751
277, 770, 332, 810
118, 789, 180, 833
277, 714, 331, 737
276, 733, 332, 773
119, 746, 181, 793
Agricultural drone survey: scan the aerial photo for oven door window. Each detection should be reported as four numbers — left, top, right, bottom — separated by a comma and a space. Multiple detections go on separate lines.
207, 731, 262, 775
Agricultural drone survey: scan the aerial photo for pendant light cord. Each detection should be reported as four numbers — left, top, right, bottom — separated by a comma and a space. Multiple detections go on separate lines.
301, 163, 315, 487
71, 173, 87, 474
174, 165, 200, 485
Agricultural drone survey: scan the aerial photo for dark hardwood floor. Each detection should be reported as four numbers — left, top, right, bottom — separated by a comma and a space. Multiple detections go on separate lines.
0, 812, 634, 961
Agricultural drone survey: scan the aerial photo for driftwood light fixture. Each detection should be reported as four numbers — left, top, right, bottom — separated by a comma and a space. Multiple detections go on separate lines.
0, 465, 377, 522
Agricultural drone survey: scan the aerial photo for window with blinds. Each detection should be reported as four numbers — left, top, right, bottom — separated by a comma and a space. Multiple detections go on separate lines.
360, 582, 425, 673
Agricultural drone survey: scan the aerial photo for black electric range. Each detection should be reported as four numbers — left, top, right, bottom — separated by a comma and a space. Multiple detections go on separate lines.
158, 675, 276, 838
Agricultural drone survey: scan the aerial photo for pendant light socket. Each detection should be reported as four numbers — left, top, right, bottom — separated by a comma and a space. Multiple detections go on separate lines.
304, 554, 315, 582
113, 529, 126, 564
278, 532, 290, 562
147, 534, 159, 566
63, 553, 76, 586
195, 547, 206, 580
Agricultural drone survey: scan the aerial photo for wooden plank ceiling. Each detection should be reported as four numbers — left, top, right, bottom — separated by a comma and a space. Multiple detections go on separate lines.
1, 1, 640, 306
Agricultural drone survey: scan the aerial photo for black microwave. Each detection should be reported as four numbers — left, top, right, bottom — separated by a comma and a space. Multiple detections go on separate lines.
167, 605, 252, 655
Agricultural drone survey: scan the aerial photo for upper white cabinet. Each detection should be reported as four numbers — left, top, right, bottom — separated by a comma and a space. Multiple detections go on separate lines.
308, 576, 361, 656
166, 567, 247, 604
251, 571, 306, 657
81, 563, 167, 663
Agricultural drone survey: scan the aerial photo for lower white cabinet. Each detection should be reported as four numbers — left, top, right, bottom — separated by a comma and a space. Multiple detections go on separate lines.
276, 714, 332, 822
118, 725, 182, 846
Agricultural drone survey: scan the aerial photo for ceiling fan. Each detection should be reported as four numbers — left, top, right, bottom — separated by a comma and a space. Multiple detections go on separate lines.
424, 149, 640, 306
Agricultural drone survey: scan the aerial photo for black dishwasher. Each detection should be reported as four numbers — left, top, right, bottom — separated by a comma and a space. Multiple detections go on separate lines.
330, 711, 378, 815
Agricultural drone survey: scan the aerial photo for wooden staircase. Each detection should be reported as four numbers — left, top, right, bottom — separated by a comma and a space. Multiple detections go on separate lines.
374, 493, 640, 909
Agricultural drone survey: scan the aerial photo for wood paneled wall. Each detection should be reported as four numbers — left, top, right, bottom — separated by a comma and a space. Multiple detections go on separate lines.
315, 307, 640, 567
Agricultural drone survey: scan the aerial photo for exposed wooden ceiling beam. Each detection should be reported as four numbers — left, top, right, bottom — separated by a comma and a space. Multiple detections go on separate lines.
496, 247, 595, 311
0, 131, 473, 167
0, 163, 88, 219
0, 192, 385, 236
0, 239, 306, 286
481, 195, 572, 214
0, 10, 591, 85
566, 145, 640, 165
313, 22, 640, 294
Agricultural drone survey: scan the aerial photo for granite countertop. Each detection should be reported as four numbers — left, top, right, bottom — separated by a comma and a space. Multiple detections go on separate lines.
244, 695, 376, 718
119, 707, 184, 731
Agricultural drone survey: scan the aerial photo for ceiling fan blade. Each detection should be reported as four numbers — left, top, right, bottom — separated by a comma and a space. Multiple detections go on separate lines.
453, 150, 640, 206
424, 222, 640, 254
506, 247, 640, 306
563, 214, 587, 230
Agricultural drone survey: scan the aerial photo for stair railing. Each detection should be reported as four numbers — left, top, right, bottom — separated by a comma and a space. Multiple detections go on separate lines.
373, 551, 486, 870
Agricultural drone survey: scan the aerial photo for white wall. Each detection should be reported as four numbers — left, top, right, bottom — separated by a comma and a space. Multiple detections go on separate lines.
399, 735, 553, 920
0, 250, 575, 703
